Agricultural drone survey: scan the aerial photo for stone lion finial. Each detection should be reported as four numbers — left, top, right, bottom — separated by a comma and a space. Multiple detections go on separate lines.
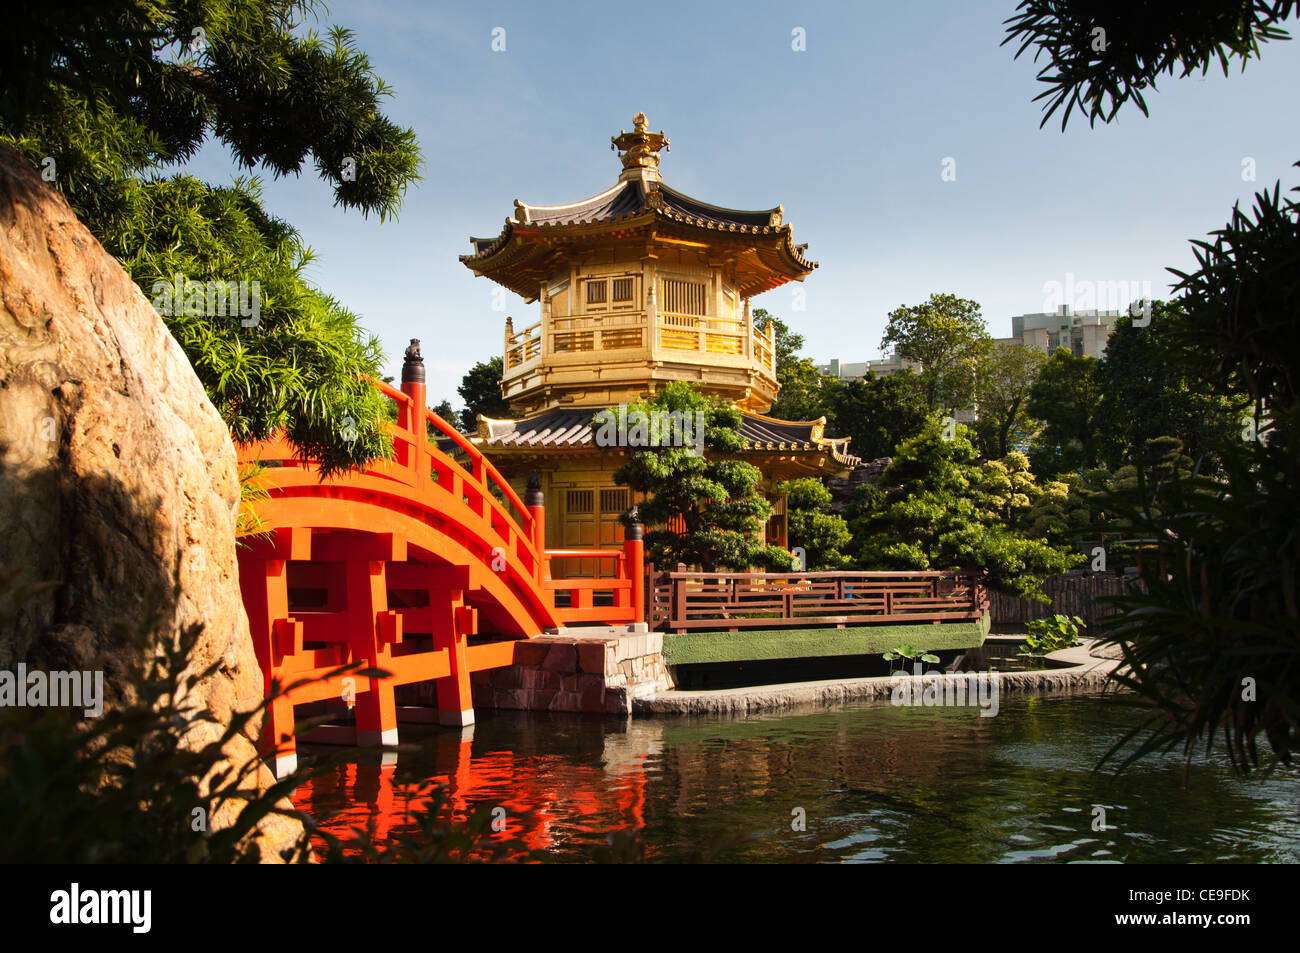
401, 338, 425, 384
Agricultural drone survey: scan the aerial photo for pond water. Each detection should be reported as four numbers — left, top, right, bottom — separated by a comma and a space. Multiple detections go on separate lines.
291, 692, 1300, 863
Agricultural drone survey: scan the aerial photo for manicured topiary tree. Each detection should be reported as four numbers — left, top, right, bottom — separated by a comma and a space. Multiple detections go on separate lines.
612, 382, 791, 573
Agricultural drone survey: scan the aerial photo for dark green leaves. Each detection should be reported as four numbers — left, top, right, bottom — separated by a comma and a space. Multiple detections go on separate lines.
1003, 0, 1297, 130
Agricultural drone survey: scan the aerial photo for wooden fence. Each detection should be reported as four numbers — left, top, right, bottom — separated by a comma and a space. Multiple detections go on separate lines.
647, 564, 987, 633
986, 572, 1138, 627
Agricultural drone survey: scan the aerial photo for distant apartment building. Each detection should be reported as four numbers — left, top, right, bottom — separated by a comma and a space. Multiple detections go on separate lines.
816, 352, 919, 380
818, 306, 1121, 382
999, 305, 1122, 359
814, 305, 1122, 428
814, 352, 975, 423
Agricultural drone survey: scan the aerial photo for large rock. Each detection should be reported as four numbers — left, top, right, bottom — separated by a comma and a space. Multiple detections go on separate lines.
0, 143, 303, 860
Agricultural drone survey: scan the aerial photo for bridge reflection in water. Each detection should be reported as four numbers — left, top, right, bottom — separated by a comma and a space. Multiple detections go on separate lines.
291, 718, 653, 858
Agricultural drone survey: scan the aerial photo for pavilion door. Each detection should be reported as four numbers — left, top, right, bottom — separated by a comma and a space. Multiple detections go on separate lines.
559, 487, 628, 578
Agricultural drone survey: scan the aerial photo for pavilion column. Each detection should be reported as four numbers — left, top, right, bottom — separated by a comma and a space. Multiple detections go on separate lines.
644, 257, 658, 362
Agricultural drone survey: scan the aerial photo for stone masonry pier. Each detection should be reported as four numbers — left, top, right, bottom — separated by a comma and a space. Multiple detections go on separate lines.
470, 625, 674, 715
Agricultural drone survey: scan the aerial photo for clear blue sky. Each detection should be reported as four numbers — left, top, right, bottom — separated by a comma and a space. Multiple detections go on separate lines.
187, 0, 1300, 406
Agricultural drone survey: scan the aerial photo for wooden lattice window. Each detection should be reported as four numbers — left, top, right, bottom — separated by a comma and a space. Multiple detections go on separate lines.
662, 278, 707, 316
600, 489, 629, 514
584, 276, 636, 312
566, 490, 594, 514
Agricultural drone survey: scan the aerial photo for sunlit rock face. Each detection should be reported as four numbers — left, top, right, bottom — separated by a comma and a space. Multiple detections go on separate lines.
0, 143, 302, 860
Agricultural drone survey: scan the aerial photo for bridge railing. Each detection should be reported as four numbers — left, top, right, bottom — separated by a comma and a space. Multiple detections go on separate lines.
363, 377, 544, 588
371, 377, 528, 525
372, 375, 645, 627
648, 565, 986, 633
543, 546, 643, 626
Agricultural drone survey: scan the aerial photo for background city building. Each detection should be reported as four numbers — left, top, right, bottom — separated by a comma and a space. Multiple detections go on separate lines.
816, 353, 919, 380
998, 306, 1122, 358
816, 304, 1124, 383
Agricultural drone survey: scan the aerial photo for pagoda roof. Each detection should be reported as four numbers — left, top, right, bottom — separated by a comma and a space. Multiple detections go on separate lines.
462, 114, 817, 300
472, 407, 860, 470
498, 179, 780, 231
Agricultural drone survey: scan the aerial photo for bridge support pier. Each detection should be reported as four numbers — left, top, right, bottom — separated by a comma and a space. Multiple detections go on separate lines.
239, 556, 300, 777
347, 556, 399, 747
432, 573, 477, 727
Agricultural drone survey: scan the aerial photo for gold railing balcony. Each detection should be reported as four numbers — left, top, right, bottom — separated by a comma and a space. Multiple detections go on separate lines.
550, 309, 648, 354
658, 311, 748, 358
504, 318, 542, 371
500, 307, 777, 399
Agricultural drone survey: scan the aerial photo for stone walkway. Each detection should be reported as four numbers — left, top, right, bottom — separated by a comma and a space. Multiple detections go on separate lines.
634, 638, 1123, 717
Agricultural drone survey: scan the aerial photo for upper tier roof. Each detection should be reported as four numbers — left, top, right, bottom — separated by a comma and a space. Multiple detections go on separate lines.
466, 178, 794, 246
461, 113, 817, 299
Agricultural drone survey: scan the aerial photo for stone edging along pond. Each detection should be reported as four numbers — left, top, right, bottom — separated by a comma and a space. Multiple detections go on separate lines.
632, 640, 1125, 718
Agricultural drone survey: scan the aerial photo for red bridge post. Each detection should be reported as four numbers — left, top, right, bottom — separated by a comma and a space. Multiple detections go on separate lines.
240, 556, 299, 777
347, 553, 398, 746
624, 505, 645, 625
525, 469, 547, 595
400, 339, 427, 485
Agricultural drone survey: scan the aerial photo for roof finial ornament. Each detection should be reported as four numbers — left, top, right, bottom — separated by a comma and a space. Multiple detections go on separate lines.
611, 112, 669, 183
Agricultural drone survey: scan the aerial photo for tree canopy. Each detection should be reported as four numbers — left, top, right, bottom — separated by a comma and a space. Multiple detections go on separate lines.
1026, 348, 1103, 475
823, 371, 930, 461
881, 293, 991, 413
754, 308, 828, 421
973, 342, 1047, 459
1093, 302, 1244, 471
849, 416, 1080, 599
457, 356, 516, 433
1004, 0, 1300, 770
1003, 0, 1297, 130
777, 478, 851, 571
2, 0, 423, 474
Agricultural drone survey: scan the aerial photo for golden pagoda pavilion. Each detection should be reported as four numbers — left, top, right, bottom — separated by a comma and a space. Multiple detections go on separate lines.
460, 113, 858, 565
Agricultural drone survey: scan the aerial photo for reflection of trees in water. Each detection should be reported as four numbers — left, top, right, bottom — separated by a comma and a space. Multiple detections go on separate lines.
641, 698, 1299, 862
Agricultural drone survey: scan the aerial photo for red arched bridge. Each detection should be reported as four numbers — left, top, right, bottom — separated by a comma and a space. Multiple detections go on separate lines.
237, 345, 644, 776
237, 345, 988, 777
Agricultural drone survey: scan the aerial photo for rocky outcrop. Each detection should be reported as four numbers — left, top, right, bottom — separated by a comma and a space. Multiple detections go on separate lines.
0, 143, 303, 860
826, 456, 892, 514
